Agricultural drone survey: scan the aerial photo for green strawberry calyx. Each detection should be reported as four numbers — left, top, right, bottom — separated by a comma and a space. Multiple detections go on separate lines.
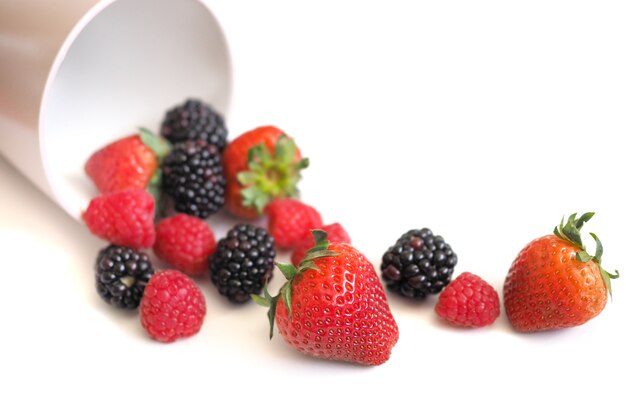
139, 127, 172, 161
252, 229, 338, 339
553, 212, 620, 298
139, 127, 172, 218
237, 135, 309, 215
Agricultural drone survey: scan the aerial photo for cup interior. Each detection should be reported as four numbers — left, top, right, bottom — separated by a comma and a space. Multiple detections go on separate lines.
39, 0, 232, 219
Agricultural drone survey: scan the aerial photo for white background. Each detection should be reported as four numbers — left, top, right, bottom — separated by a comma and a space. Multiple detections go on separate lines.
1, 0, 625, 410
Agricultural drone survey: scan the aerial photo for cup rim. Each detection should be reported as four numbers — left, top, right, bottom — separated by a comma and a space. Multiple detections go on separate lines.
36, 0, 234, 219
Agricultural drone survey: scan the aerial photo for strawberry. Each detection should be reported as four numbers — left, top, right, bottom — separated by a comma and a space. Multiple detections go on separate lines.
85, 128, 170, 194
291, 223, 351, 266
222, 125, 308, 219
83, 189, 156, 249
253, 230, 399, 366
266, 199, 323, 249
504, 212, 619, 332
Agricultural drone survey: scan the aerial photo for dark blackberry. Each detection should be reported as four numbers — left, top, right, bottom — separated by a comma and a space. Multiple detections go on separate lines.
381, 228, 457, 300
160, 99, 228, 150
95, 245, 154, 309
210, 224, 276, 304
162, 139, 226, 219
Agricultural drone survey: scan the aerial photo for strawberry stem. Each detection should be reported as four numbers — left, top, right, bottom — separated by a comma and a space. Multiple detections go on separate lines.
554, 212, 619, 298
139, 127, 172, 220
238, 135, 309, 214
139, 127, 172, 161
252, 229, 339, 339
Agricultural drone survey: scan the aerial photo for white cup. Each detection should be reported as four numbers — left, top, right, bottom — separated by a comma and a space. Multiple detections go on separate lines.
0, 0, 233, 220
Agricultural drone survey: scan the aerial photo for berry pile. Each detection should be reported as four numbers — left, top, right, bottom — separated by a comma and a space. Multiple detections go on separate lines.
81, 99, 318, 345
80, 96, 619, 363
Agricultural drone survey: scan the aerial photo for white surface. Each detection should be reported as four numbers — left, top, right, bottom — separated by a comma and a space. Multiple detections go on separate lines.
2, 0, 626, 410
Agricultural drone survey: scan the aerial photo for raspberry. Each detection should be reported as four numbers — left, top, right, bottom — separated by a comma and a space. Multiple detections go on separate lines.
381, 228, 457, 300
160, 99, 228, 150
210, 224, 276, 303
154, 214, 216, 275
95, 245, 154, 309
265, 199, 322, 249
140, 270, 206, 342
291, 223, 351, 266
435, 272, 500, 327
83, 189, 156, 249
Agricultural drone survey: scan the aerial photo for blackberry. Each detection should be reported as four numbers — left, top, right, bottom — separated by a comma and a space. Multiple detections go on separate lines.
210, 224, 276, 304
162, 139, 226, 219
381, 228, 457, 300
95, 245, 154, 309
160, 99, 228, 150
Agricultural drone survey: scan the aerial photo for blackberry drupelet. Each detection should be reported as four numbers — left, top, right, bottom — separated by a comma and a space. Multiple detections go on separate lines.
162, 139, 226, 219
381, 228, 457, 300
95, 245, 154, 309
210, 224, 276, 304
160, 99, 228, 150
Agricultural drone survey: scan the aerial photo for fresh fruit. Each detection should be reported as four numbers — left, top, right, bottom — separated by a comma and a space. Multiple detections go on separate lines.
95, 245, 154, 309
291, 223, 351, 266
154, 214, 216, 276
83, 189, 156, 249
222, 125, 308, 219
140, 270, 206, 343
210, 224, 276, 303
504, 212, 619, 332
381, 228, 457, 300
266, 199, 323, 249
253, 230, 399, 366
161, 139, 226, 219
85, 133, 158, 194
435, 272, 500, 327
160, 98, 228, 150
222, 126, 290, 182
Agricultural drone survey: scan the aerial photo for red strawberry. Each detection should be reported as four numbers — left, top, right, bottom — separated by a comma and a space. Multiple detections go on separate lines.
85, 128, 170, 194
140, 270, 206, 343
266, 199, 323, 249
223, 126, 285, 180
222, 125, 308, 219
504, 212, 619, 332
253, 230, 399, 366
291, 223, 351, 265
435, 272, 500, 328
83, 189, 156, 249
154, 214, 216, 276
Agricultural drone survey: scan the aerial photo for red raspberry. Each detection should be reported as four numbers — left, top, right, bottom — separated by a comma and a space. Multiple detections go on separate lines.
83, 189, 155, 249
140, 270, 206, 343
435, 272, 500, 328
154, 214, 216, 276
265, 198, 322, 249
291, 223, 351, 266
